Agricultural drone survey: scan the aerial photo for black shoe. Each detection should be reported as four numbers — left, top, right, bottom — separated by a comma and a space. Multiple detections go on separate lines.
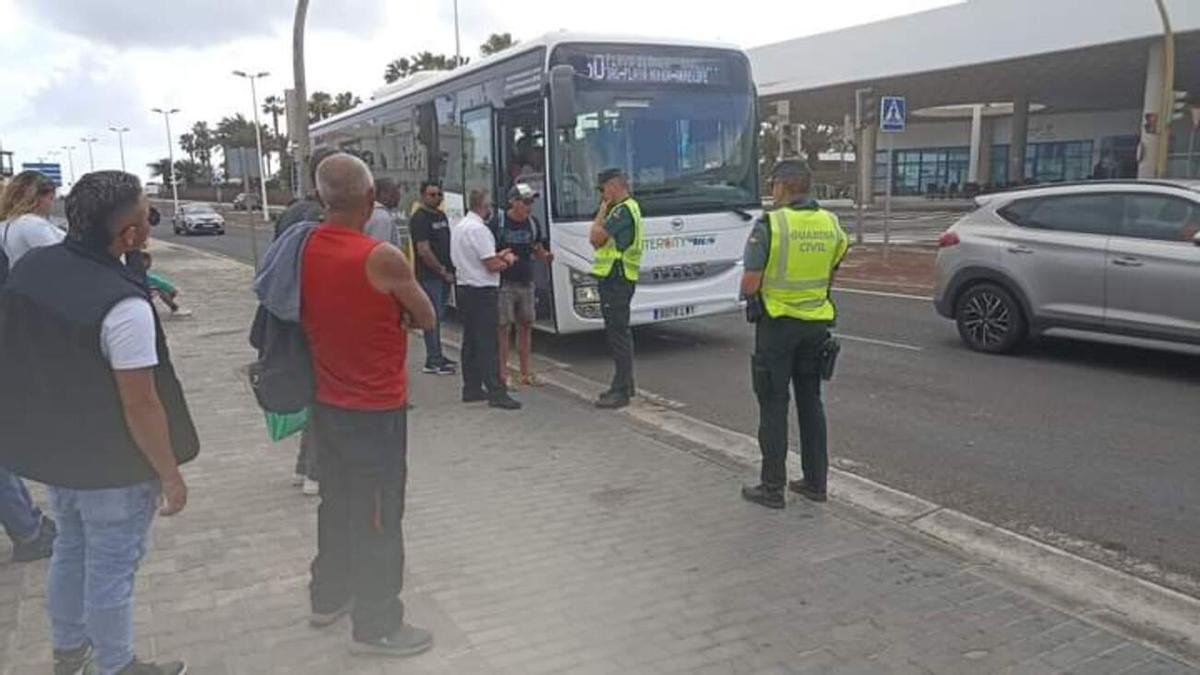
436, 363, 457, 375
349, 624, 434, 658
12, 516, 55, 563
741, 484, 786, 509
488, 394, 522, 410
462, 390, 488, 403
115, 658, 187, 675
439, 357, 458, 367
788, 480, 828, 503
310, 599, 353, 628
422, 364, 440, 375
54, 640, 92, 675
594, 392, 630, 409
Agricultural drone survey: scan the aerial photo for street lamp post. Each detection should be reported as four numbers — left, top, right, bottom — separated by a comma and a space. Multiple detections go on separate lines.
60, 145, 76, 185
233, 70, 273, 226
151, 107, 182, 223
109, 126, 130, 172
293, 0, 313, 198
80, 137, 98, 172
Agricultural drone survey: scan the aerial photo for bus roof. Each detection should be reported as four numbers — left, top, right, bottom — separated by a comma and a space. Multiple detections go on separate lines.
311, 31, 745, 133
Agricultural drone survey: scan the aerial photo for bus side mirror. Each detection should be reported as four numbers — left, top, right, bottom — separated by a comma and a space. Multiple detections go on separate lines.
549, 65, 578, 130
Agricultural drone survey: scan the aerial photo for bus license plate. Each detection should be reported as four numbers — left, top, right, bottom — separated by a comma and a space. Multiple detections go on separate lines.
654, 305, 696, 320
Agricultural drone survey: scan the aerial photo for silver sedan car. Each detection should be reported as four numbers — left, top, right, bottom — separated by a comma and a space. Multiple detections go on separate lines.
173, 203, 226, 236
934, 179, 1200, 353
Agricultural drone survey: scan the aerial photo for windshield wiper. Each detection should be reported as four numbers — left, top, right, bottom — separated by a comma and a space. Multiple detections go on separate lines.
729, 207, 753, 221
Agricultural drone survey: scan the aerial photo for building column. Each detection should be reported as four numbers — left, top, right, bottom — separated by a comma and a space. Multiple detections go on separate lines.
1139, 41, 1165, 179
968, 105, 984, 184
1009, 95, 1029, 185
858, 124, 877, 206
978, 116, 994, 186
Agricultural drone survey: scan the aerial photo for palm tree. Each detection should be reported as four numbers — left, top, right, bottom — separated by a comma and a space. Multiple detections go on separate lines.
382, 51, 466, 83
308, 91, 334, 123
148, 158, 173, 182
179, 133, 197, 162
192, 121, 215, 183
333, 91, 361, 114
260, 95, 287, 178
480, 33, 517, 56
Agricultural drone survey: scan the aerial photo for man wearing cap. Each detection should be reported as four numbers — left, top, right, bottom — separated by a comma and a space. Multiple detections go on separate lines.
740, 160, 849, 509
490, 183, 552, 389
589, 168, 644, 410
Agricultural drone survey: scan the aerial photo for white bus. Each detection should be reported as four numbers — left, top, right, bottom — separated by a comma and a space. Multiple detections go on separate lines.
311, 33, 760, 333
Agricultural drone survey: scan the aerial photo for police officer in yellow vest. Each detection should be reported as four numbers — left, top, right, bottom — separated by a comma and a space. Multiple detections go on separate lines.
589, 168, 644, 409
741, 160, 849, 509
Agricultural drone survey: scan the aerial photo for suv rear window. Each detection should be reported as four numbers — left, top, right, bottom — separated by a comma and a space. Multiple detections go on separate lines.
998, 194, 1119, 236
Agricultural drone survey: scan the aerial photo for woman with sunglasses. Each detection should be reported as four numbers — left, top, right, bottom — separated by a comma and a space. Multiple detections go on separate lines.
1, 170, 65, 269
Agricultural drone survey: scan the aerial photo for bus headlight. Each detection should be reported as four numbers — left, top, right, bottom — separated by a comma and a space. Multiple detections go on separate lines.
570, 268, 602, 318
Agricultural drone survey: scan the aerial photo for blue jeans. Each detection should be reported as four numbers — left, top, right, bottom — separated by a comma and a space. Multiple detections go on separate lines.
46, 481, 158, 675
0, 466, 43, 543
420, 278, 448, 367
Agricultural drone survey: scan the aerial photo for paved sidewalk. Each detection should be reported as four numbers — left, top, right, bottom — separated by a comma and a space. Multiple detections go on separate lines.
0, 241, 1194, 674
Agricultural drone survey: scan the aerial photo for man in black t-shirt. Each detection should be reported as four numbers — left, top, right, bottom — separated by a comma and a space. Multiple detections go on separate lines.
489, 183, 551, 388
409, 180, 457, 375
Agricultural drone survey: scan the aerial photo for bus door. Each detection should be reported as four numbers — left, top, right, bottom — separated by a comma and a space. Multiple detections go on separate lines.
496, 100, 555, 328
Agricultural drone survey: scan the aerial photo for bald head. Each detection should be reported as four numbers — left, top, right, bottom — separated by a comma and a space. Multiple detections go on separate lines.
316, 153, 375, 217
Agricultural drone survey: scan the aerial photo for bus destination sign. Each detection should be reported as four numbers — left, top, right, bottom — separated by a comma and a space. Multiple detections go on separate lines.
576, 53, 730, 86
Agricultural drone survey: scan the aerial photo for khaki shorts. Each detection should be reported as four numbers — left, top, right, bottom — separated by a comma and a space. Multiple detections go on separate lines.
499, 282, 536, 326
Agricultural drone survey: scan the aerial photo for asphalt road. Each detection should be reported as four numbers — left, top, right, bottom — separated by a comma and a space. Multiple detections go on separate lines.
162, 216, 1200, 596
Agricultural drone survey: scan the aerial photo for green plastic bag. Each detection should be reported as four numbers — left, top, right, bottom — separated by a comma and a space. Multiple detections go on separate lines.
265, 408, 309, 443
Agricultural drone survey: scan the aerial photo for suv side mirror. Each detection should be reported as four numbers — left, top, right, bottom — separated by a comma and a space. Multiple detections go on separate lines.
549, 65, 578, 130
1193, 230, 1200, 246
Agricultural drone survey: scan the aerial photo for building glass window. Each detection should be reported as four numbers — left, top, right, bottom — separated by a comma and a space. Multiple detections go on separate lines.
1024, 141, 1093, 183
876, 146, 969, 196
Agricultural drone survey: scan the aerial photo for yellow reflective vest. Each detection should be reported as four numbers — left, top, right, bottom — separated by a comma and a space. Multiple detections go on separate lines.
592, 197, 644, 282
761, 207, 849, 321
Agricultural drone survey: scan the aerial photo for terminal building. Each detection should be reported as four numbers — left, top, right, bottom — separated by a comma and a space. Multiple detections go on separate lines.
748, 0, 1200, 200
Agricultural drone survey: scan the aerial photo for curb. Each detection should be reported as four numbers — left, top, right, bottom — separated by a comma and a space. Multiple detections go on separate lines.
167, 237, 1200, 666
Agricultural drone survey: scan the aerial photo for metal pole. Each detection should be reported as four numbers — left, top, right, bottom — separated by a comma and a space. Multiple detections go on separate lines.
116, 132, 126, 172
248, 76, 271, 224
61, 146, 76, 185
81, 138, 96, 172
293, 0, 313, 198
884, 132, 893, 263
854, 128, 864, 246
1189, 125, 1197, 178
1153, 0, 1175, 178
156, 110, 182, 222
453, 0, 462, 66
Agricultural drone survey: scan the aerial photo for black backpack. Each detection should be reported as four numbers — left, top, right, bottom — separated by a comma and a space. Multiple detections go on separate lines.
248, 305, 314, 414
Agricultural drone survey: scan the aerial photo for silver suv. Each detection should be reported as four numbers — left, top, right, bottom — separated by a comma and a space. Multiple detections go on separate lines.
934, 180, 1200, 353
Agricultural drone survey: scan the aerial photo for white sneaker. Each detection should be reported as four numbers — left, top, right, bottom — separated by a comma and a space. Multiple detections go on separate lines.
303, 478, 320, 496
291, 473, 305, 487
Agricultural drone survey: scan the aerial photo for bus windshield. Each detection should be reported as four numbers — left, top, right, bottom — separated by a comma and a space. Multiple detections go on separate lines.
551, 87, 757, 220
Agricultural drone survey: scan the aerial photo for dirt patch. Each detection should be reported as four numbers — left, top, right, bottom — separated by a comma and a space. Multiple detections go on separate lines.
837, 245, 937, 296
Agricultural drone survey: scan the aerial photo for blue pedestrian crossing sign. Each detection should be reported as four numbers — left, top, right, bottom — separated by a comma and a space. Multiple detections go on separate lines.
22, 162, 63, 187
880, 96, 907, 133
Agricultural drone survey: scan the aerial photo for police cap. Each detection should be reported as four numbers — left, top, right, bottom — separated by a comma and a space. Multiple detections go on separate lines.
769, 159, 812, 182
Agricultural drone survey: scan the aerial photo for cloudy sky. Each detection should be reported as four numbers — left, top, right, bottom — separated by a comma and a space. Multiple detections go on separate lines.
0, 0, 957, 185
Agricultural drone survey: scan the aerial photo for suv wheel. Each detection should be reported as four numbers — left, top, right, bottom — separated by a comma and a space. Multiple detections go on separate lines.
954, 283, 1027, 353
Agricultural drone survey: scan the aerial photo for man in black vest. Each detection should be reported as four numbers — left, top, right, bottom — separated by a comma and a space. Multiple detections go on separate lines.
0, 171, 199, 675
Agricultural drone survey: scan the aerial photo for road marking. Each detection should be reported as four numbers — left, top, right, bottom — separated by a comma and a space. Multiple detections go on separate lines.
834, 333, 923, 352
833, 287, 933, 302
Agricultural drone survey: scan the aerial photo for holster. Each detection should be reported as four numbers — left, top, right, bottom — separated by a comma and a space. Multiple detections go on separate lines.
819, 336, 841, 381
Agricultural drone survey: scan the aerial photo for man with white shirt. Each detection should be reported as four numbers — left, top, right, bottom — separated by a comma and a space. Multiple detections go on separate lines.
0, 171, 199, 675
450, 188, 521, 410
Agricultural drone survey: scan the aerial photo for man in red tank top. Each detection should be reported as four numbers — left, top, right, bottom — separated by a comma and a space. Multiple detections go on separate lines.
300, 153, 436, 658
